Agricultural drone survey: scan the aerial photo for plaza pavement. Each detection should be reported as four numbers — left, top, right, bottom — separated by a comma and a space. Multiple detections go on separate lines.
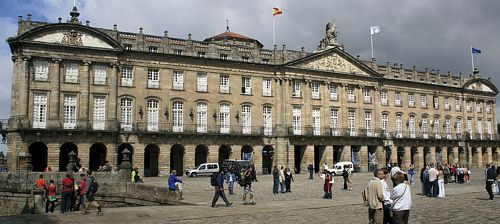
1, 168, 499, 223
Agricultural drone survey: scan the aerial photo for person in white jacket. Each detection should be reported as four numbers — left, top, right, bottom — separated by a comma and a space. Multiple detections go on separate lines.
390, 172, 412, 224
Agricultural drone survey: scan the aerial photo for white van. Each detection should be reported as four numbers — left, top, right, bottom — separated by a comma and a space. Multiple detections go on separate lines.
185, 163, 219, 177
327, 162, 353, 176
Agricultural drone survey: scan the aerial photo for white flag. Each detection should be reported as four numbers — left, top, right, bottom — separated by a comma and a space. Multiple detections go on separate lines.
370, 26, 380, 35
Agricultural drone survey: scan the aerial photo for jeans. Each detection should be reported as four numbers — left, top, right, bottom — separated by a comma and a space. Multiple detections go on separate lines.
45, 200, 55, 213
383, 204, 394, 224
309, 171, 313, 179
432, 180, 439, 197
273, 180, 279, 194
409, 174, 415, 184
228, 181, 234, 195
61, 191, 72, 213
485, 181, 494, 199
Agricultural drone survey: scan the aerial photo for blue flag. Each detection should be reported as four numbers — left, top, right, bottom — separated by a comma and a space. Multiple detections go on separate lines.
472, 47, 481, 54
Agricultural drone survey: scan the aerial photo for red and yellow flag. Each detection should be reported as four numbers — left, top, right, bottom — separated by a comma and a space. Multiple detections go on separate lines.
272, 7, 282, 16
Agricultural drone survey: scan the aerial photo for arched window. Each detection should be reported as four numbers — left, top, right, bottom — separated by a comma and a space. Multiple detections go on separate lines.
120, 98, 133, 131
147, 99, 159, 131
172, 101, 183, 132
220, 104, 230, 134
197, 102, 207, 133
263, 106, 272, 135
242, 105, 252, 134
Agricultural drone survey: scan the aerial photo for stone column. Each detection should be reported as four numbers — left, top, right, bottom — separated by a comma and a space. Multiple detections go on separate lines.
476, 147, 483, 168
486, 147, 493, 164
441, 147, 448, 164
304, 145, 314, 171
49, 59, 61, 119
430, 146, 436, 164
80, 61, 91, 129
107, 144, 117, 167
160, 144, 171, 174
325, 145, 334, 168
184, 144, 196, 170
416, 146, 424, 169
108, 63, 118, 122
19, 56, 30, 118
9, 56, 21, 118
341, 145, 351, 162
360, 145, 368, 171
403, 146, 411, 170
376, 146, 385, 168
390, 146, 398, 164
453, 147, 459, 164
231, 145, 242, 161
253, 145, 263, 173
207, 145, 219, 163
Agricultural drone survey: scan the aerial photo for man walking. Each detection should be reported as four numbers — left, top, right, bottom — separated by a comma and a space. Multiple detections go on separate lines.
272, 165, 279, 195
212, 169, 233, 207
366, 169, 385, 224
485, 164, 496, 200
83, 171, 102, 215
308, 163, 314, 179
242, 167, 255, 205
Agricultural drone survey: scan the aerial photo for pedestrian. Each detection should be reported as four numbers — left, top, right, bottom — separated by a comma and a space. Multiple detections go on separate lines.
45, 180, 57, 213
308, 163, 314, 179
420, 166, 429, 196
60, 173, 74, 213
79, 173, 86, 210
390, 172, 412, 224
284, 167, 294, 192
496, 166, 500, 195
437, 165, 445, 198
225, 168, 235, 195
134, 169, 144, 183
366, 169, 385, 224
279, 166, 286, 193
242, 167, 255, 205
443, 164, 450, 184
408, 165, 415, 185
211, 168, 233, 207
485, 164, 496, 200
83, 170, 102, 215
35, 174, 46, 189
427, 164, 439, 197
168, 170, 183, 200
342, 167, 349, 190
321, 170, 333, 199
272, 165, 279, 195
380, 168, 394, 224
463, 165, 470, 183
347, 168, 353, 190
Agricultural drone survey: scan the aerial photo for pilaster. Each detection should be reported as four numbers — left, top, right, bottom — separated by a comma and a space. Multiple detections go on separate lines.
403, 146, 411, 170
430, 146, 436, 164
376, 146, 385, 168
441, 147, 448, 164
359, 145, 368, 172
49, 58, 61, 119
80, 61, 91, 129
341, 145, 351, 162
325, 145, 334, 167
416, 146, 424, 169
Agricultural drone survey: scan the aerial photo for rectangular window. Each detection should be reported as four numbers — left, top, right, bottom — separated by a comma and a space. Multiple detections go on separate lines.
348, 110, 356, 136
365, 111, 372, 136
408, 94, 414, 107
381, 91, 388, 105
262, 79, 272, 96
93, 65, 107, 85
220, 54, 228, 60
63, 95, 77, 129
433, 96, 439, 109
34, 60, 49, 81
65, 62, 78, 83
476, 102, 481, 113
174, 49, 183, 55
477, 119, 483, 139
197, 52, 206, 57
92, 96, 106, 130
263, 106, 272, 135
197, 73, 208, 92
486, 104, 491, 113
242, 56, 250, 62
409, 116, 416, 138
220, 104, 230, 134
487, 120, 492, 139
364, 88, 371, 103
293, 106, 301, 135
456, 119, 462, 138
433, 118, 440, 139
395, 92, 401, 106
242, 77, 252, 95
197, 102, 208, 133
33, 93, 47, 129
455, 98, 461, 111
467, 118, 473, 135
147, 100, 159, 132
445, 118, 451, 139
444, 97, 450, 110
422, 117, 428, 139
466, 101, 472, 112
347, 86, 355, 102
421, 95, 427, 108
396, 115, 402, 138
147, 69, 159, 88
329, 84, 338, 101
173, 101, 183, 132
121, 67, 133, 86
312, 108, 321, 135
292, 80, 301, 97
120, 98, 133, 131
381, 113, 388, 132
242, 105, 252, 134
331, 109, 339, 136
220, 75, 230, 93
124, 44, 132, 51
173, 71, 184, 90
148, 46, 158, 53
311, 82, 320, 99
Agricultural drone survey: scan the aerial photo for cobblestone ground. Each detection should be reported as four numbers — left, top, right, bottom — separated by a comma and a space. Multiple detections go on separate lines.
1, 169, 499, 223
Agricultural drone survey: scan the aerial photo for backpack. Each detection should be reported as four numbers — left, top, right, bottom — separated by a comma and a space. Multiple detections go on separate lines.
90, 177, 99, 193
210, 173, 219, 186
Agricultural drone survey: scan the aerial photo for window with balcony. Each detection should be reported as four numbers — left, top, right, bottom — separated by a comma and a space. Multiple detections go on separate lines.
147, 69, 159, 88
63, 95, 77, 129
445, 118, 451, 139
124, 44, 132, 51
466, 118, 473, 135
347, 86, 355, 102
147, 99, 159, 131
174, 49, 183, 55
477, 119, 483, 139
348, 110, 356, 136
433, 96, 439, 109
148, 46, 158, 53
220, 104, 230, 134
263, 79, 272, 96
456, 119, 462, 138
331, 109, 339, 136
381, 91, 388, 105
476, 102, 482, 113
455, 98, 461, 111
433, 117, 440, 139
408, 94, 414, 107
65, 62, 78, 83
220, 75, 230, 93
92, 95, 106, 130
197, 73, 208, 92
312, 108, 321, 135
382, 113, 388, 136
329, 84, 338, 101
365, 111, 372, 136
120, 98, 133, 131
121, 67, 133, 86
293, 106, 301, 135
33, 93, 47, 129
197, 102, 207, 133
466, 101, 472, 112
242, 77, 252, 95
263, 106, 272, 135
444, 97, 450, 110
292, 80, 301, 97
395, 115, 402, 138
173, 71, 184, 90
93, 65, 107, 85
364, 88, 371, 103
242, 105, 252, 134
34, 60, 49, 81
409, 115, 416, 138
486, 104, 491, 113
421, 95, 427, 108
395, 92, 401, 106
311, 82, 320, 99
172, 101, 183, 132
422, 116, 428, 139
220, 54, 228, 60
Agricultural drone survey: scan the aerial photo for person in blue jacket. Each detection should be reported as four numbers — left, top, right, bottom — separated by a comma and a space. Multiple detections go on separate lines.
168, 170, 183, 200
211, 168, 233, 207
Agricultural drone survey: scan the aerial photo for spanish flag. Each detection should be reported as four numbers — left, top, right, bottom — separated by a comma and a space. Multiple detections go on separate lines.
273, 7, 282, 16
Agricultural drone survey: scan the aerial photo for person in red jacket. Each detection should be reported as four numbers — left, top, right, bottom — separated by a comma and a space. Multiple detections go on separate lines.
45, 180, 57, 213
79, 173, 86, 211
61, 173, 74, 213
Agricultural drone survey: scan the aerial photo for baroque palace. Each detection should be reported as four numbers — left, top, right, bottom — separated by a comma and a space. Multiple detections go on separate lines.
3, 7, 500, 175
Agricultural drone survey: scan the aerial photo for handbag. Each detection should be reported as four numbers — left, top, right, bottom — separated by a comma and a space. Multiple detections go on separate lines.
390, 184, 408, 218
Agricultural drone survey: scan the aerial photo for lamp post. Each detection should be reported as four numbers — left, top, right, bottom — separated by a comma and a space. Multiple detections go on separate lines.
66, 151, 77, 172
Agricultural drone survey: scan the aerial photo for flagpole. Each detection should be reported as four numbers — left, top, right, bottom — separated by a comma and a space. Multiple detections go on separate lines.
470, 46, 475, 73
272, 16, 276, 47
370, 33, 374, 59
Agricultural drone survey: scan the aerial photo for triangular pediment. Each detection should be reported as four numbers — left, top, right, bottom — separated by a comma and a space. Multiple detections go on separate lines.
287, 47, 379, 77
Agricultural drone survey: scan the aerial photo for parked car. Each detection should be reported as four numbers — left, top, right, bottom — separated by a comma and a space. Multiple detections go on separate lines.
327, 162, 354, 176
185, 163, 219, 177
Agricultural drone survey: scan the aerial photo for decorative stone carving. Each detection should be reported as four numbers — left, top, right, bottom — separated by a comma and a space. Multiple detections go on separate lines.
300, 54, 368, 75
61, 30, 83, 46
317, 21, 339, 51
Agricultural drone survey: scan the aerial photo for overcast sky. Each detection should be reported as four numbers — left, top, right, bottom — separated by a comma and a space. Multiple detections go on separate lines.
1, 0, 500, 154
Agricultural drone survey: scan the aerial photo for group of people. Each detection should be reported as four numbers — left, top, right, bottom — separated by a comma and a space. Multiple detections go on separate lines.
420, 163, 446, 198
272, 166, 294, 194
34, 171, 102, 215
211, 166, 258, 207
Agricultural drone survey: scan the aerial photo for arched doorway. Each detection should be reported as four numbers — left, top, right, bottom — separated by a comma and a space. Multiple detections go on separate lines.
170, 144, 185, 176
241, 145, 253, 161
59, 142, 78, 172
195, 145, 208, 167
218, 145, 231, 167
29, 142, 48, 172
118, 143, 134, 166
411, 146, 418, 166
368, 146, 378, 172
294, 145, 306, 174
144, 144, 160, 177
385, 146, 392, 164
89, 143, 107, 171
396, 146, 404, 167
435, 147, 443, 164
262, 145, 274, 174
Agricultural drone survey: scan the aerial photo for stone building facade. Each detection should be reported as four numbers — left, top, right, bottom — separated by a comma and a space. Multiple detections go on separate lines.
4, 7, 500, 175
